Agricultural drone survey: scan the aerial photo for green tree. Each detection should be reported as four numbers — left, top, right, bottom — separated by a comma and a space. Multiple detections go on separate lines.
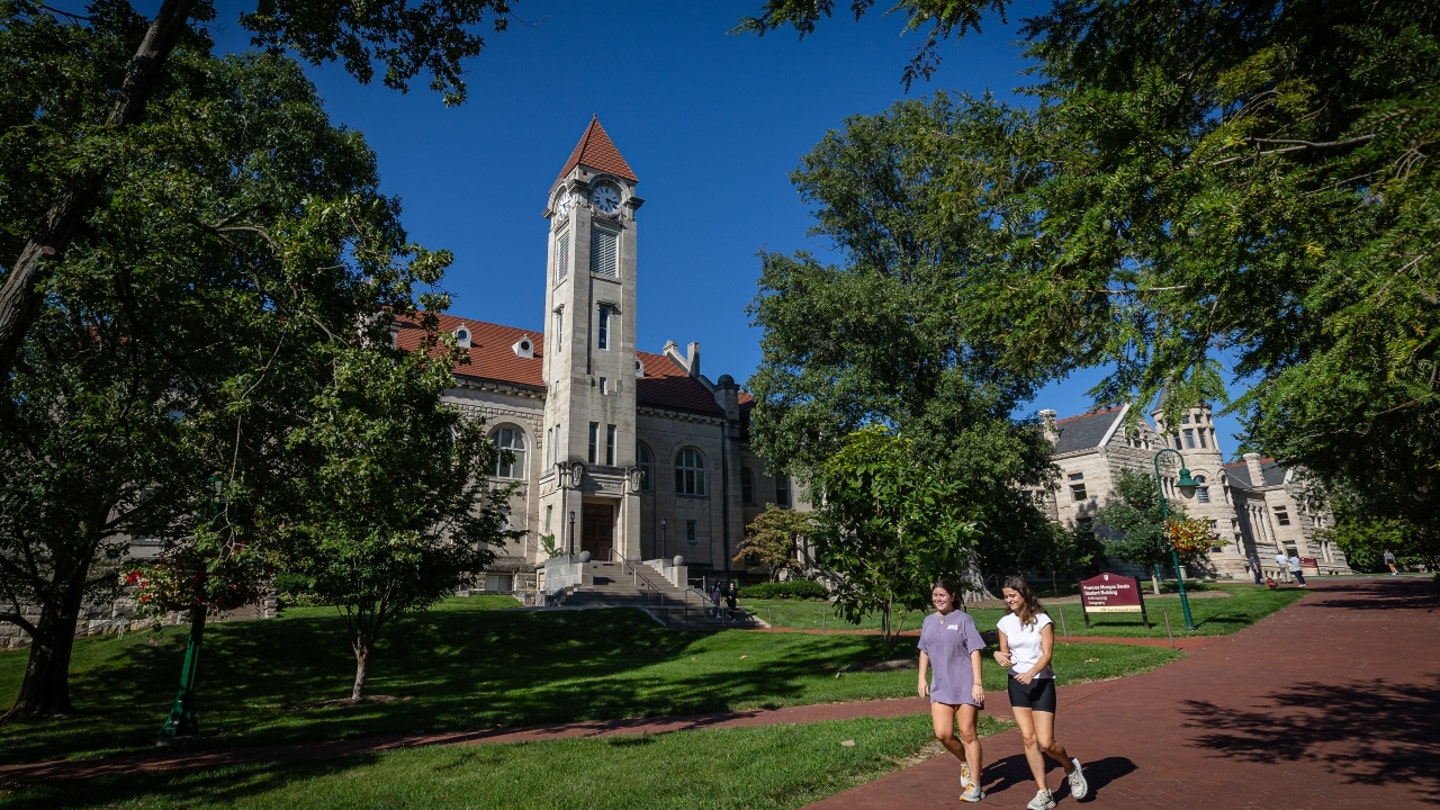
747, 92, 1061, 587
734, 505, 818, 582
269, 341, 513, 702
1092, 470, 1205, 594
0, 8, 459, 718
810, 426, 983, 647
0, 0, 514, 383
745, 0, 1440, 555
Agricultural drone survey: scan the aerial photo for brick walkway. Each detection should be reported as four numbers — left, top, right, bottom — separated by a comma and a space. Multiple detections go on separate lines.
805, 577, 1440, 809
3, 578, 1435, 808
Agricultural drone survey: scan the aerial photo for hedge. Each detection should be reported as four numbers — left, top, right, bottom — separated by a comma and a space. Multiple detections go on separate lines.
738, 580, 829, 600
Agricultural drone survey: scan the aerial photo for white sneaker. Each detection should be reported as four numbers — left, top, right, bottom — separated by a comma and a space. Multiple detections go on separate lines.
1026, 789, 1056, 810
1067, 757, 1088, 800
959, 782, 985, 803
960, 760, 972, 788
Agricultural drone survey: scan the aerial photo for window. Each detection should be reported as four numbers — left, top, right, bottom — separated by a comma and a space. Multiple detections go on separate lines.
591, 225, 618, 277
1273, 506, 1291, 526
605, 424, 617, 466
1195, 475, 1210, 504
588, 422, 599, 464
686, 519, 697, 545
1068, 472, 1087, 502
636, 443, 653, 492
490, 427, 526, 478
675, 448, 707, 496
484, 574, 514, 593
599, 376, 608, 394
1183, 429, 1196, 449
597, 305, 612, 350
1198, 429, 1208, 449
740, 468, 755, 504
556, 231, 570, 281
776, 476, 791, 508
545, 427, 555, 467
553, 307, 564, 349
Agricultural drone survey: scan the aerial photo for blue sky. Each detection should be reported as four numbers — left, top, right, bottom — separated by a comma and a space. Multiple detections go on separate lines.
204, 1, 1247, 454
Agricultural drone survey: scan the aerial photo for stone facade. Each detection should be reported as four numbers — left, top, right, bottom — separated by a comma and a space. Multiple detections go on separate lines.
1038, 403, 1350, 580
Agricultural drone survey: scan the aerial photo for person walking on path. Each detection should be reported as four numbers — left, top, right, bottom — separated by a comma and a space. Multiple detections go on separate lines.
917, 579, 987, 802
994, 576, 1088, 810
1273, 551, 1290, 583
725, 581, 738, 620
1288, 554, 1307, 587
1384, 549, 1398, 575
709, 582, 722, 617
1247, 554, 1264, 585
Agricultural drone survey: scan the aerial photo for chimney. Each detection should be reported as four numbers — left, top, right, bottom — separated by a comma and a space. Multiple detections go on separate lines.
1039, 409, 1058, 443
686, 341, 700, 378
1244, 452, 1265, 489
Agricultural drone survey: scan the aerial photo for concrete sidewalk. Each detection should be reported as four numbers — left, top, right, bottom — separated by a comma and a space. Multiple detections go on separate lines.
805, 577, 1440, 809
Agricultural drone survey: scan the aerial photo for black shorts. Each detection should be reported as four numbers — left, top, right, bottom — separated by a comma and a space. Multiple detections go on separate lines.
1007, 675, 1058, 712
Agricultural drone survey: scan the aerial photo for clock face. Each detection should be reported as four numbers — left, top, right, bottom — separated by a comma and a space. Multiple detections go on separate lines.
554, 191, 572, 218
591, 183, 620, 213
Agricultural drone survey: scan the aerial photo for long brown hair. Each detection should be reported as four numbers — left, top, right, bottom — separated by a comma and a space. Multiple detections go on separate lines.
1002, 575, 1047, 629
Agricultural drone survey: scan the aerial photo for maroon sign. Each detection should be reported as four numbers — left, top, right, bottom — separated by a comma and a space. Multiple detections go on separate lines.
1080, 573, 1144, 613
1300, 557, 1318, 572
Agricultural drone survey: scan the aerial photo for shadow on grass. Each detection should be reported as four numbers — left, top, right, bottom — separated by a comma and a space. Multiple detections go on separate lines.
1, 605, 904, 765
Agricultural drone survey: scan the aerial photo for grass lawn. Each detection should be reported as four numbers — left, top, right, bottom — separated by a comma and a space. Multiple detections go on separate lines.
0, 715, 982, 810
745, 582, 1307, 638
0, 596, 1177, 771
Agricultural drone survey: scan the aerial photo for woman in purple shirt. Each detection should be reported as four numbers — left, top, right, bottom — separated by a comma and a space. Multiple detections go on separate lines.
918, 578, 987, 802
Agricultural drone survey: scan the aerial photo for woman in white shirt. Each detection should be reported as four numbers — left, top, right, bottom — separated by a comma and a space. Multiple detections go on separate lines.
994, 576, 1089, 810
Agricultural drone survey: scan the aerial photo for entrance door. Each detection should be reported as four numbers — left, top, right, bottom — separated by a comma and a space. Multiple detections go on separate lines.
581, 503, 614, 560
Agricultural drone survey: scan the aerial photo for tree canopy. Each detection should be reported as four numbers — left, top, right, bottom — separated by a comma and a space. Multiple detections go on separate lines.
744, 0, 1440, 558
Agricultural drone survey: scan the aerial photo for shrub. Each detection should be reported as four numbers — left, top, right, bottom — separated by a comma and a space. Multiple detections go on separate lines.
739, 580, 829, 600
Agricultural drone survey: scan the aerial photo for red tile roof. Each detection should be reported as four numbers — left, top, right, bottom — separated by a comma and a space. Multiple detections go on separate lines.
556, 116, 638, 183
396, 312, 721, 416
394, 312, 544, 389
636, 350, 723, 415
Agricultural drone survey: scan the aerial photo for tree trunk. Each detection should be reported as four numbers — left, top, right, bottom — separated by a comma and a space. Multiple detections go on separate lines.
351, 641, 369, 702
0, 0, 196, 379
3, 569, 88, 719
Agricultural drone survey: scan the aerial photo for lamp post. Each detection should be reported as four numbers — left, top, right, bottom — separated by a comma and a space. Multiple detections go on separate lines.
161, 473, 221, 739
1152, 448, 1197, 631
568, 510, 576, 557
660, 519, 667, 562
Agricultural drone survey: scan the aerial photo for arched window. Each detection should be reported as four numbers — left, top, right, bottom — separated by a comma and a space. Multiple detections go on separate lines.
740, 467, 755, 504
675, 448, 707, 496
636, 442, 653, 492
491, 427, 527, 479
1195, 475, 1210, 504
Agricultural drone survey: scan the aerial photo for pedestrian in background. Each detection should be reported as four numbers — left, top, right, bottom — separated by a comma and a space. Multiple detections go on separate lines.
1289, 554, 1307, 587
1383, 549, 1398, 576
1247, 554, 1264, 585
995, 576, 1089, 810
1274, 551, 1290, 583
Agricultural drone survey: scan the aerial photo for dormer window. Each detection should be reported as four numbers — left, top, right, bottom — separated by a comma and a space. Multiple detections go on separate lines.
635, 358, 644, 377
512, 335, 534, 359
455, 326, 471, 349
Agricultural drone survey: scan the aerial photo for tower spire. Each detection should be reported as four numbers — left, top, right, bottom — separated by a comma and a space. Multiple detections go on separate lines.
555, 115, 637, 182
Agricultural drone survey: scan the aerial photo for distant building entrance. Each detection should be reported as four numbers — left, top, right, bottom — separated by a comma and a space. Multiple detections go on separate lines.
582, 503, 614, 560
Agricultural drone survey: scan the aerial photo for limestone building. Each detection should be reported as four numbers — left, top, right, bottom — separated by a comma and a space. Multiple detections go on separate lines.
1038, 403, 1350, 579
396, 117, 800, 602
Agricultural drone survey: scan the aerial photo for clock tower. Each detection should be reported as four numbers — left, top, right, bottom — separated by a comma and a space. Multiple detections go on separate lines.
539, 117, 644, 561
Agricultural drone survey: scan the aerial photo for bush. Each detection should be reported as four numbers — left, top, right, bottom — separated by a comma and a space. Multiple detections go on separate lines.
739, 580, 829, 600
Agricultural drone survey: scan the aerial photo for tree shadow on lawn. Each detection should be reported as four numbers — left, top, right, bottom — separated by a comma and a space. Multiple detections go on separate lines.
2, 606, 902, 765
1178, 673, 1440, 801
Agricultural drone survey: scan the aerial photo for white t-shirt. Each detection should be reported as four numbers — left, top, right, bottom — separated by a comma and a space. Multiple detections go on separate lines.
997, 612, 1055, 680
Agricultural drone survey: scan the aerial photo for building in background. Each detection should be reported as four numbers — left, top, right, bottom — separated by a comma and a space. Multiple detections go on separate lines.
395, 118, 801, 602
1038, 403, 1350, 580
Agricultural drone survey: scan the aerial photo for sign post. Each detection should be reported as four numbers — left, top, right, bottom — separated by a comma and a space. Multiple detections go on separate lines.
1079, 573, 1149, 630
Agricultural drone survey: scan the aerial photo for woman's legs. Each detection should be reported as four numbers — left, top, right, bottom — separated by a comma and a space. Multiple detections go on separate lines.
1014, 708, 1075, 792
931, 702, 983, 789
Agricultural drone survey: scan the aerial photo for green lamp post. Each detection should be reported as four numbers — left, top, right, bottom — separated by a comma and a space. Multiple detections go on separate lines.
1152, 448, 1198, 632
160, 473, 222, 740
